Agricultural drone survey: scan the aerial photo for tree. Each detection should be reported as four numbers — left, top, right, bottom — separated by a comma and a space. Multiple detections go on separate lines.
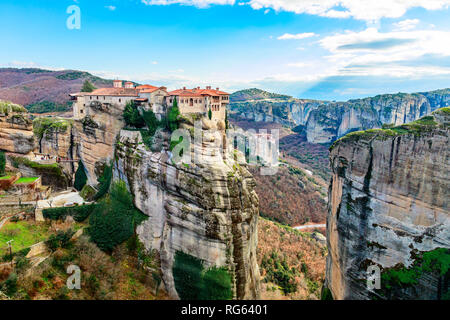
168, 97, 180, 132
0, 151, 6, 176
123, 101, 145, 128
225, 110, 229, 129
81, 79, 96, 93
74, 160, 87, 191
143, 109, 159, 136
208, 107, 212, 120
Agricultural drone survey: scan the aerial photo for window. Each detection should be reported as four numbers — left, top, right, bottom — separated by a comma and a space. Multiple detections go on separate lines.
119, 99, 121, 103
103, 96, 106, 100
80, 110, 84, 114
90, 96, 92, 100
97, 96, 99, 99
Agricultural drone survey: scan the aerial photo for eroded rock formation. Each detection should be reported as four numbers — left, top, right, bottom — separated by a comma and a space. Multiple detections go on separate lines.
306, 89, 450, 143
114, 117, 261, 299
325, 108, 449, 299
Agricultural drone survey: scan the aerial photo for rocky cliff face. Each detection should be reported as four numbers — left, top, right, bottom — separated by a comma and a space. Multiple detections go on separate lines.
230, 100, 324, 128
306, 89, 450, 143
325, 108, 449, 300
0, 111, 35, 155
114, 116, 261, 299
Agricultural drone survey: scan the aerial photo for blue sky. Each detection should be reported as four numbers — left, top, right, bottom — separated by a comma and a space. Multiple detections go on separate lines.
1, 0, 450, 100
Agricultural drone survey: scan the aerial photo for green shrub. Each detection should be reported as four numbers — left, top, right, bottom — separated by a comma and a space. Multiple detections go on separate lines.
208, 107, 212, 120
45, 229, 75, 251
168, 98, 180, 132
173, 251, 204, 300
0, 151, 5, 175
261, 250, 297, 295
80, 184, 96, 201
43, 204, 97, 222
142, 109, 159, 136
93, 163, 112, 200
74, 161, 88, 191
200, 266, 233, 300
26, 101, 72, 113
88, 180, 147, 252
1, 273, 18, 297
172, 251, 233, 300
81, 79, 96, 93
123, 101, 145, 128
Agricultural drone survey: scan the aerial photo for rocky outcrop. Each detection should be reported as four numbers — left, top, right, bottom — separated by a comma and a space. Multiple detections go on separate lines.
230, 100, 324, 128
325, 108, 449, 299
0, 112, 34, 154
114, 116, 261, 299
306, 89, 450, 143
71, 102, 125, 185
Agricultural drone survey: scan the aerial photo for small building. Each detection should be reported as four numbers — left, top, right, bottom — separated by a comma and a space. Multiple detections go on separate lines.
167, 86, 229, 121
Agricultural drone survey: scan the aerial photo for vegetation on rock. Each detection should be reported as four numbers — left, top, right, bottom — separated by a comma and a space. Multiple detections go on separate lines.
73, 161, 88, 191
88, 180, 147, 252
172, 251, 232, 300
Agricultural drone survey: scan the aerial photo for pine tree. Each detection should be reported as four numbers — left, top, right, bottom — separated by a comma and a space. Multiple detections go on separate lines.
74, 160, 87, 191
208, 107, 212, 120
81, 80, 96, 93
168, 97, 180, 132
0, 151, 5, 176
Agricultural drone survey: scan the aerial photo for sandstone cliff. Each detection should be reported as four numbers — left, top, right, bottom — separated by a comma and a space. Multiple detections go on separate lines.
325, 107, 449, 300
0, 101, 34, 154
306, 89, 450, 143
114, 116, 261, 299
230, 89, 325, 127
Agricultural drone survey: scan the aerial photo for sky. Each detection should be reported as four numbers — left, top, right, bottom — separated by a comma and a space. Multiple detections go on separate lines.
0, 0, 450, 100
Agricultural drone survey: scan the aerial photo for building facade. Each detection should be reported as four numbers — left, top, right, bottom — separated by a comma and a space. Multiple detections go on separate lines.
71, 80, 229, 122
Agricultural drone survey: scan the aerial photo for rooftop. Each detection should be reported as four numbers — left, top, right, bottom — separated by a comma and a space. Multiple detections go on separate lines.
86, 87, 139, 97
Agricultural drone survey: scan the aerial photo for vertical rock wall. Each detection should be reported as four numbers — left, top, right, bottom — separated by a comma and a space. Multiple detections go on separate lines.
325, 108, 449, 299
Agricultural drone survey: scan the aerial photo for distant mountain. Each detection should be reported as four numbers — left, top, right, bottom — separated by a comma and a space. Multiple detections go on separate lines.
230, 87, 450, 143
230, 88, 326, 127
0, 68, 121, 113
231, 88, 293, 102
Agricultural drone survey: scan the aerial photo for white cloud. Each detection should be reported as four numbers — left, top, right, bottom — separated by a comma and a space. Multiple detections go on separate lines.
248, 0, 450, 21
277, 32, 316, 40
393, 19, 420, 31
151, 61, 158, 65
318, 27, 450, 77
141, 0, 235, 8
105, 5, 116, 11
286, 62, 307, 68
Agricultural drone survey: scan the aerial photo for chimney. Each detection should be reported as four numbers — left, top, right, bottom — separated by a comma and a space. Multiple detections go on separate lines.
206, 86, 211, 90
197, 87, 200, 90
183, 86, 186, 90
216, 87, 219, 90
113, 80, 122, 88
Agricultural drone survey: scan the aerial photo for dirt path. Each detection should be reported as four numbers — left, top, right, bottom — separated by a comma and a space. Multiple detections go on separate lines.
293, 223, 326, 230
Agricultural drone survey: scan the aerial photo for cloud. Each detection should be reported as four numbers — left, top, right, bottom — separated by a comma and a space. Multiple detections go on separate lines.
141, 0, 235, 8
105, 5, 116, 11
277, 32, 316, 40
248, 0, 450, 21
151, 61, 158, 65
286, 62, 307, 68
318, 27, 450, 78
393, 18, 420, 31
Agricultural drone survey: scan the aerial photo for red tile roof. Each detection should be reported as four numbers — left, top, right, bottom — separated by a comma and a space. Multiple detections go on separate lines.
136, 84, 158, 90
88, 87, 139, 96
168, 88, 229, 97
139, 86, 168, 93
